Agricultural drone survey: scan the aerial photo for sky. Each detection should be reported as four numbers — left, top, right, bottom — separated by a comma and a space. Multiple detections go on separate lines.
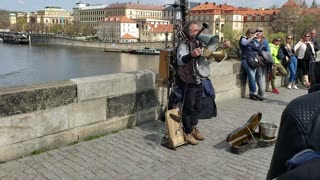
0, 0, 316, 12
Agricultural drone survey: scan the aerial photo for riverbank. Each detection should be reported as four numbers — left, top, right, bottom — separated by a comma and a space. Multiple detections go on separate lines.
30, 35, 166, 52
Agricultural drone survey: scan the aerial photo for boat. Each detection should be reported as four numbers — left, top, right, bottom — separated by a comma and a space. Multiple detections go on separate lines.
129, 47, 160, 55
3, 32, 29, 44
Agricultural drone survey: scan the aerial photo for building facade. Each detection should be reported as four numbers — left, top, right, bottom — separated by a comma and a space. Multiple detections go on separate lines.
97, 16, 139, 43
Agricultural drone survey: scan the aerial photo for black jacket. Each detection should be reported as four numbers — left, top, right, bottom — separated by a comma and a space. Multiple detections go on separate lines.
267, 89, 320, 179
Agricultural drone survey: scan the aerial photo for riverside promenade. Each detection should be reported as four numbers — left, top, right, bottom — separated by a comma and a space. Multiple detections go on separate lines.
0, 87, 307, 180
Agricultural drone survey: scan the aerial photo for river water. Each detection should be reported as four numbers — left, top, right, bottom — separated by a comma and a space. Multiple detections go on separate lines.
0, 43, 159, 88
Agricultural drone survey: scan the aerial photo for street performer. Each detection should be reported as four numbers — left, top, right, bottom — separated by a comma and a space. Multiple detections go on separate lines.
176, 22, 204, 145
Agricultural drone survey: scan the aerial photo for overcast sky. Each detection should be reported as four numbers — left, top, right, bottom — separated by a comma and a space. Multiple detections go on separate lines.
0, 0, 316, 12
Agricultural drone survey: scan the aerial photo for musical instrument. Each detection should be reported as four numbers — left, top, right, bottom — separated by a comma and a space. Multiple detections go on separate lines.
192, 56, 210, 78
191, 33, 228, 79
164, 108, 187, 149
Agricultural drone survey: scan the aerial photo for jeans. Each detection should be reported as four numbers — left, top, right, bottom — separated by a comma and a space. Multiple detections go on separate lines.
256, 66, 266, 98
288, 56, 298, 83
241, 60, 257, 95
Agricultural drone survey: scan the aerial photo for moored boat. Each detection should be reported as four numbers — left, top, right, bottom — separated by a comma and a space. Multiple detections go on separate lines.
3, 32, 29, 44
129, 47, 160, 55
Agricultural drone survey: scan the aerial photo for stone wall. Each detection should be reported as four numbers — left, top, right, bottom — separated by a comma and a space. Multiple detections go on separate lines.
30, 35, 164, 51
0, 70, 160, 162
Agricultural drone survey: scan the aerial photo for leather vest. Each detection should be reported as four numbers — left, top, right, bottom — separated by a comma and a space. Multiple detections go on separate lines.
177, 41, 200, 84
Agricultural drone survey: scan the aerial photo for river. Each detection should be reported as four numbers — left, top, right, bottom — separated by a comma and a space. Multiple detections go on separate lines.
0, 43, 159, 88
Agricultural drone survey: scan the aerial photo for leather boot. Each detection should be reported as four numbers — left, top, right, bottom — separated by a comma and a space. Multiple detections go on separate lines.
192, 127, 204, 140
186, 133, 198, 145
303, 75, 310, 88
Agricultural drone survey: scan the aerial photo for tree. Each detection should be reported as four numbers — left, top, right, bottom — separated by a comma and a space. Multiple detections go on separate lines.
0, 10, 10, 29
292, 13, 320, 40
50, 24, 63, 33
271, 6, 300, 34
222, 24, 242, 58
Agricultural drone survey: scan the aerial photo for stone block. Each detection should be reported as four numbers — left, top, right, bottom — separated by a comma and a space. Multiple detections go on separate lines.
71, 73, 137, 101
0, 81, 76, 117
215, 87, 242, 103
68, 99, 107, 128
210, 60, 234, 76
135, 70, 156, 92
78, 115, 137, 140
211, 74, 236, 92
107, 93, 137, 119
0, 128, 79, 162
0, 106, 69, 147
106, 90, 159, 119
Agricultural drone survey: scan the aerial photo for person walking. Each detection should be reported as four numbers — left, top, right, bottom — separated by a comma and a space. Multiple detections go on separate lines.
176, 22, 205, 145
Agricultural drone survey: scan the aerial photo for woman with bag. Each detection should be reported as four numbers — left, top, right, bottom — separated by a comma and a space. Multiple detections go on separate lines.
278, 35, 299, 89
294, 32, 316, 88
239, 28, 263, 101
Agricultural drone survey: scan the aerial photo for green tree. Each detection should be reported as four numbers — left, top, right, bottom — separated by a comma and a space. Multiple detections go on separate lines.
223, 24, 242, 58
0, 10, 10, 29
50, 24, 63, 33
292, 14, 319, 40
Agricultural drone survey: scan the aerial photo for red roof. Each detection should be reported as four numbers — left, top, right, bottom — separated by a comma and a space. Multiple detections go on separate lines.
101, 16, 136, 23
121, 33, 138, 39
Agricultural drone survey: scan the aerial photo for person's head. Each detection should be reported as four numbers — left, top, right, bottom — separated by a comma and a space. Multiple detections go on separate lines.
183, 22, 200, 41
311, 29, 317, 38
286, 35, 293, 44
255, 27, 264, 38
303, 32, 311, 42
245, 28, 256, 37
272, 37, 281, 45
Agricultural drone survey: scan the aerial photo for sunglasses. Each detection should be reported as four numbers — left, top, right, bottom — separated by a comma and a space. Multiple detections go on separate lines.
305, 36, 310, 37
275, 39, 281, 42
287, 37, 292, 39
256, 30, 263, 32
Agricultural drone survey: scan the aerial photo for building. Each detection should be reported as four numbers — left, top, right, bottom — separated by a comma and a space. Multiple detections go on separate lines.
104, 3, 164, 20
97, 16, 139, 43
140, 23, 173, 42
73, 3, 108, 28
36, 6, 73, 29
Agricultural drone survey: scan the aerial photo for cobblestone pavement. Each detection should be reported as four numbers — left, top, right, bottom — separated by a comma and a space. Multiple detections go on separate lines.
0, 87, 307, 180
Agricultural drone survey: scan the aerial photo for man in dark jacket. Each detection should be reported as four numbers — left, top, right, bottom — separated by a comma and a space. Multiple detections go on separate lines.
267, 61, 320, 179
310, 29, 319, 57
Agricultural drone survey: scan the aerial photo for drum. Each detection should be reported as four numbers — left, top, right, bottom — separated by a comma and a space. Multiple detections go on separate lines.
193, 56, 210, 78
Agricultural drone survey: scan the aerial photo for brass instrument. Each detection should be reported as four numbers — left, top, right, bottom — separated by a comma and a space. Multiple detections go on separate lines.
197, 34, 228, 62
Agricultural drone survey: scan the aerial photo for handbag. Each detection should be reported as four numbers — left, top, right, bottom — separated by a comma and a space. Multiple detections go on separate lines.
247, 55, 261, 69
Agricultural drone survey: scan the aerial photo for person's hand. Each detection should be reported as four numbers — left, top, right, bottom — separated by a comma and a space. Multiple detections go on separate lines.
286, 56, 289, 61
191, 47, 202, 57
